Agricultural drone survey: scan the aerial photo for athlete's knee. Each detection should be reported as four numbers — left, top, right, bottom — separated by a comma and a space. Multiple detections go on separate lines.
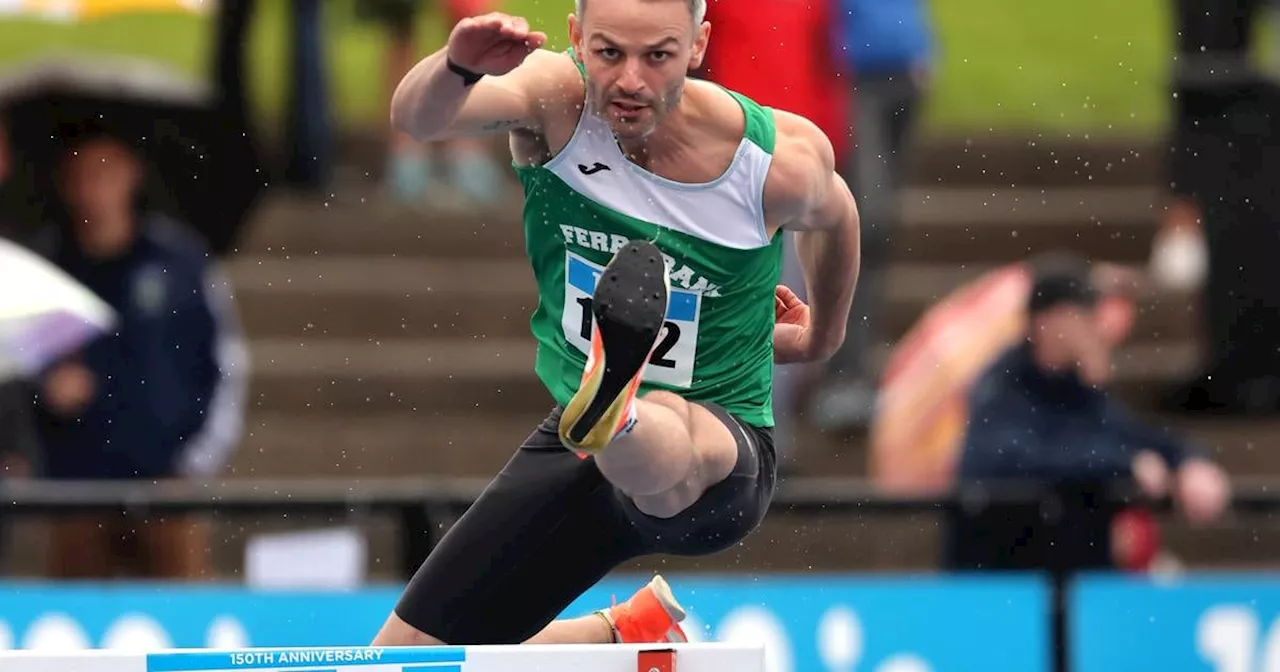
638, 390, 694, 424
372, 611, 450, 647
638, 391, 738, 475
614, 397, 737, 515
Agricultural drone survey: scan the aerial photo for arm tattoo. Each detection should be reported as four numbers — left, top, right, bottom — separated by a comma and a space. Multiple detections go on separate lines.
480, 119, 522, 131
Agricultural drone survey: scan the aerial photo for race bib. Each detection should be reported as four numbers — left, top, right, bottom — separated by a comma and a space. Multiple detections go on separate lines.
563, 250, 700, 389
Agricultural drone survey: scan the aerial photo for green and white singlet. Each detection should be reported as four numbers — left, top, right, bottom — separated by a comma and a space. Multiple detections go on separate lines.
514, 53, 784, 428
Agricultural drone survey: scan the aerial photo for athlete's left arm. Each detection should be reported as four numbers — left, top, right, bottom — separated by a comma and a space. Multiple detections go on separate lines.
768, 112, 862, 361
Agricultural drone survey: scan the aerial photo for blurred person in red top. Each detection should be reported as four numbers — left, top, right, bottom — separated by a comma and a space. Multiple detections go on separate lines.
698, 0, 848, 469
699, 0, 848, 162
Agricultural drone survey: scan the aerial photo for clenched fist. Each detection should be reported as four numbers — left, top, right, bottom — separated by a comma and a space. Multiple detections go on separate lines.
447, 13, 548, 77
772, 285, 815, 364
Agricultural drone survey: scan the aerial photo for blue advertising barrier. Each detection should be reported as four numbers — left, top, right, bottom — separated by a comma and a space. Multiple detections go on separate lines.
0, 574, 1049, 672
1071, 572, 1280, 672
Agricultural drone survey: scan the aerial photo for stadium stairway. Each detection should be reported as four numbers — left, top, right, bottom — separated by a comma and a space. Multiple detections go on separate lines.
227, 137, 1227, 482
14, 136, 1269, 581
147, 134, 1272, 579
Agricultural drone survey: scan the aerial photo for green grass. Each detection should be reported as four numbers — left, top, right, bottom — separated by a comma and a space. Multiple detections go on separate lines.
0, 1, 446, 131
926, 0, 1172, 136
0, 0, 1181, 137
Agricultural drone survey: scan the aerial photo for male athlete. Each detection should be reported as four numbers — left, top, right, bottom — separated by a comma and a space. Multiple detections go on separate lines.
373, 0, 861, 648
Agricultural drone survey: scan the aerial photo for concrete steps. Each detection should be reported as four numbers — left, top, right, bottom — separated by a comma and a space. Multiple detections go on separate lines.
786, 415, 1280, 481
895, 186, 1161, 264
228, 256, 1199, 346
333, 129, 1165, 190
226, 407, 1280, 485
904, 137, 1160, 189
1147, 418, 1280, 474
185, 130, 1278, 575
231, 411, 549, 478
226, 332, 1214, 488
238, 187, 1163, 266
23, 131, 1280, 579
241, 335, 1200, 415
236, 196, 526, 259
230, 257, 538, 341
244, 337, 546, 415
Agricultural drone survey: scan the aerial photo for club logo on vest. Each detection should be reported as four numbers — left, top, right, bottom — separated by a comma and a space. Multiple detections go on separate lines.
577, 162, 611, 175
558, 224, 723, 297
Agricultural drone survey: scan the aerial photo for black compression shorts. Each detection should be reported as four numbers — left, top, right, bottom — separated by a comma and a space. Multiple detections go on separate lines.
392, 402, 777, 644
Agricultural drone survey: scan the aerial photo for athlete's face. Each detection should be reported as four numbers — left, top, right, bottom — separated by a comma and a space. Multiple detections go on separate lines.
569, 0, 710, 141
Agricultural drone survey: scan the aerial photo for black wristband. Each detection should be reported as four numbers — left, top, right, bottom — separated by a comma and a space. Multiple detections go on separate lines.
446, 57, 485, 86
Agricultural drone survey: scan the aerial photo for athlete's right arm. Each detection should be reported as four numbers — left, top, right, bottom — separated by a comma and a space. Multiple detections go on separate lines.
390, 13, 567, 142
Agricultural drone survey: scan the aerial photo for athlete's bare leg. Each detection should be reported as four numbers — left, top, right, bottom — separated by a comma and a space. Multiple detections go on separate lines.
372, 612, 612, 646
371, 575, 684, 646
594, 392, 740, 518
558, 241, 748, 518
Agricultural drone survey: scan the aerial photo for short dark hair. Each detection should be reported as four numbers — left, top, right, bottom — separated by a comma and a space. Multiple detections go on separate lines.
1026, 251, 1100, 315
576, 0, 706, 25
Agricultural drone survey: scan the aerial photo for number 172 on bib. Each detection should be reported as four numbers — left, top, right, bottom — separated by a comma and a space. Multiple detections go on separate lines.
563, 252, 701, 389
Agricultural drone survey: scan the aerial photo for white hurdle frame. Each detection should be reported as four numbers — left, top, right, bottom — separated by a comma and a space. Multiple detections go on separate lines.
0, 643, 765, 672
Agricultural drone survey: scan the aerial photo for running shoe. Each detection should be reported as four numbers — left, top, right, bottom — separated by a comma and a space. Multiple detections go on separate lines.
600, 574, 689, 644
559, 240, 669, 454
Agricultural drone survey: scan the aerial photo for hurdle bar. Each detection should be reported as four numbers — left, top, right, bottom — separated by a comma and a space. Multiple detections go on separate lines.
0, 643, 764, 672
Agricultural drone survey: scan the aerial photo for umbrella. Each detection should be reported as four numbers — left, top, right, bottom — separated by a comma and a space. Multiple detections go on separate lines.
0, 236, 115, 382
0, 54, 265, 256
868, 260, 1140, 494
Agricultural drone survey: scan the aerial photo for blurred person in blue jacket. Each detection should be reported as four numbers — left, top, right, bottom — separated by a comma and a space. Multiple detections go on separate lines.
814, 0, 934, 428
34, 133, 250, 580
946, 253, 1231, 573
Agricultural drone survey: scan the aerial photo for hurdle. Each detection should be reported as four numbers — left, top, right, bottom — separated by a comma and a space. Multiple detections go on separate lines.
0, 643, 764, 672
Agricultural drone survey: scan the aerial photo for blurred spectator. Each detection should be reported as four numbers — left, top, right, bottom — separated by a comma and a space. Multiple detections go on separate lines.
1160, 0, 1280, 414
283, 0, 333, 190
813, 0, 934, 429
1147, 0, 1242, 293
213, 1, 330, 192
947, 254, 1233, 665
869, 258, 1142, 494
700, 0, 848, 156
698, 0, 847, 469
34, 134, 250, 580
945, 253, 1231, 574
361, 0, 503, 207
944, 253, 1231, 671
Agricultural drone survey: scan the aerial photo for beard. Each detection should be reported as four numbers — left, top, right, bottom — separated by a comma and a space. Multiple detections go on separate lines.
588, 79, 684, 141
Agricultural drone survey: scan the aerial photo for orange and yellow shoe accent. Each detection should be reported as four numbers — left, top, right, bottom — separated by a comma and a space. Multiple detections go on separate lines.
560, 322, 648, 454
559, 240, 669, 454
598, 574, 689, 644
